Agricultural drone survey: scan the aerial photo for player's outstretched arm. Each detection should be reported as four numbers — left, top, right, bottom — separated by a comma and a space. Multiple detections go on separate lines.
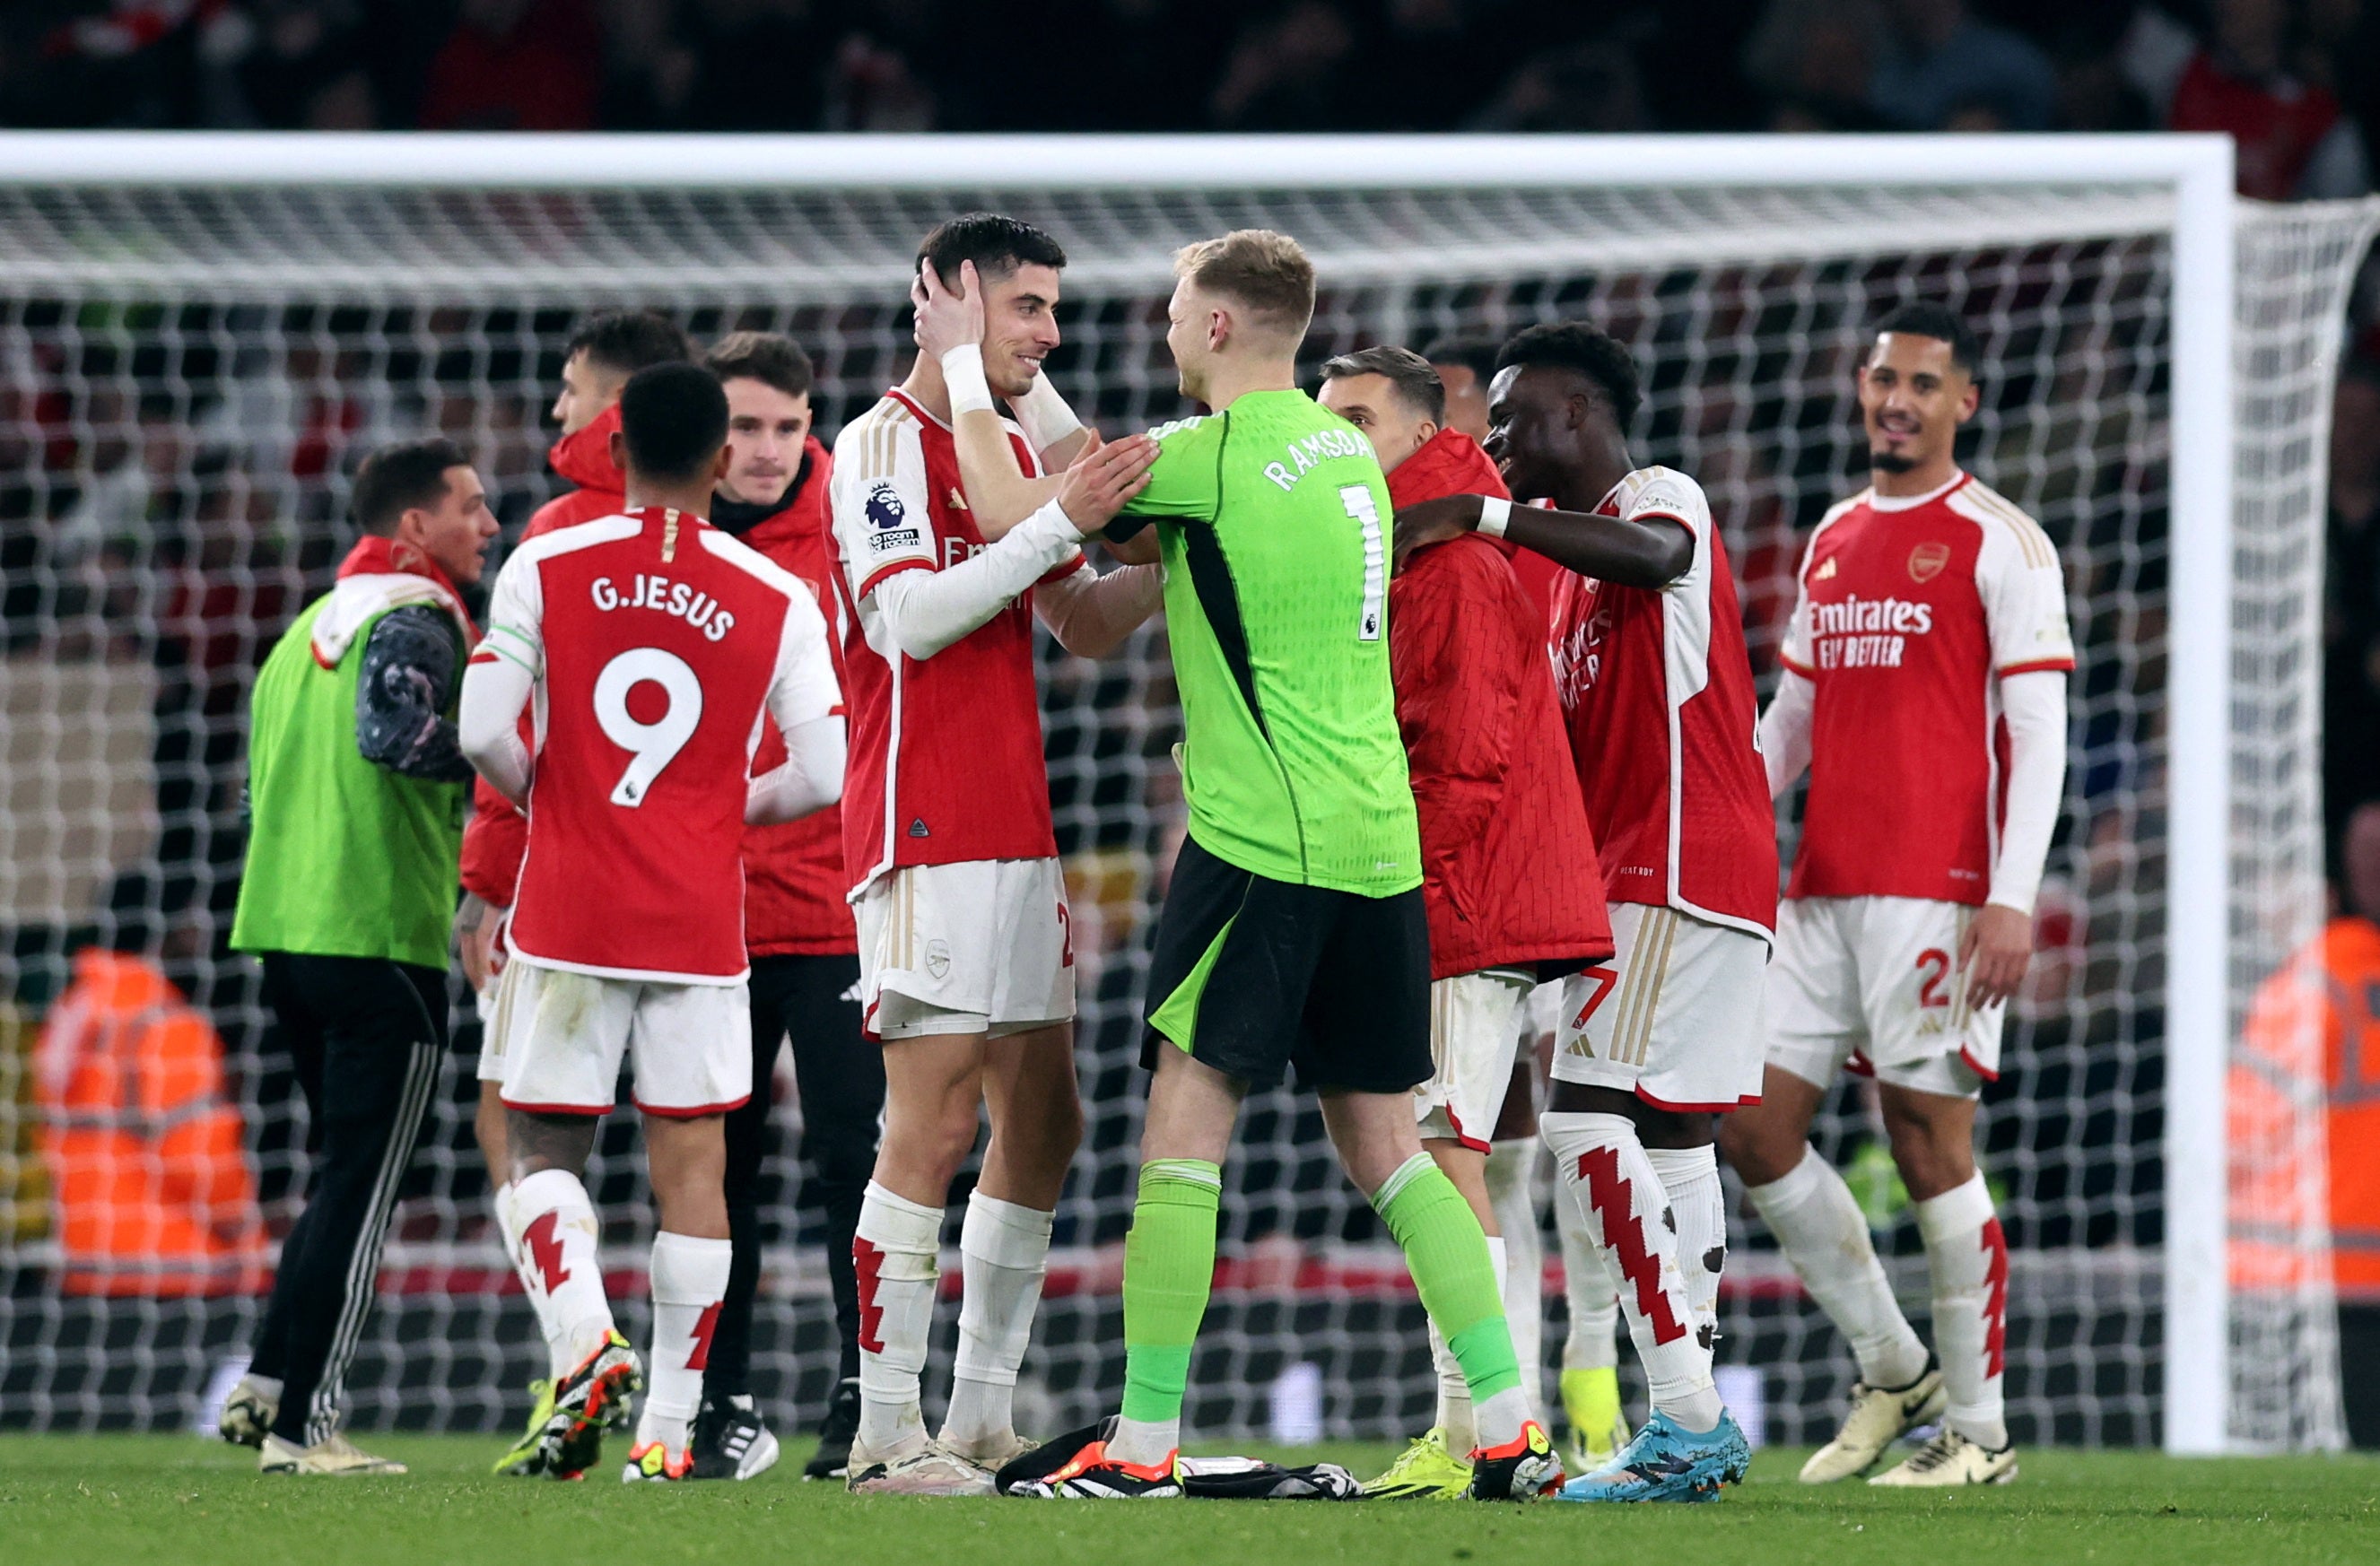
1391, 493, 1692, 589
865, 435, 1153, 662
914, 260, 1083, 539
1033, 559, 1164, 659
746, 715, 845, 825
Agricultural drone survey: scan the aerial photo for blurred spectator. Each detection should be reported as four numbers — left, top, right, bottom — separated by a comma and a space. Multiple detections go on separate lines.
676, 0, 829, 131
33, 923, 268, 1297
417, 0, 604, 132
824, 30, 935, 131
1745, 0, 1891, 131
1868, 0, 2055, 130
2327, 352, 2380, 850
2129, 0, 2372, 198
1210, 0, 1359, 130
1468, 27, 1653, 133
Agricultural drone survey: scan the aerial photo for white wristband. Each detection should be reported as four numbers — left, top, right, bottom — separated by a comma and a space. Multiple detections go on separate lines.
1013, 370, 1085, 454
1477, 495, 1513, 538
940, 344, 994, 415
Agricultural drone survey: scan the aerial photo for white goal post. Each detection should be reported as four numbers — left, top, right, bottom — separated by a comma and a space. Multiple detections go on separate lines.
0, 131, 2370, 1457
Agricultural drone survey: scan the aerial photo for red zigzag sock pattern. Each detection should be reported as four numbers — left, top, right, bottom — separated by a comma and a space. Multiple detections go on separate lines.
1579, 1146, 1688, 1346
853, 1236, 886, 1354
1981, 1216, 2009, 1378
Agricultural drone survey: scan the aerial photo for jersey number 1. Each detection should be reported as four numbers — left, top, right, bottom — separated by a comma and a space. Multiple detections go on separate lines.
595, 647, 703, 807
1338, 484, 1385, 642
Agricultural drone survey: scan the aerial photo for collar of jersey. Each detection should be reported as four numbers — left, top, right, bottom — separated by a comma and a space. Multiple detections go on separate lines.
1866, 470, 1970, 513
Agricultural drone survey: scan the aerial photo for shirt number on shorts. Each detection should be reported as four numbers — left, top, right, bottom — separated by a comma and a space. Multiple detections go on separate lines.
594, 647, 704, 807
1570, 964, 1619, 1031
1339, 483, 1385, 642
1915, 948, 1951, 1009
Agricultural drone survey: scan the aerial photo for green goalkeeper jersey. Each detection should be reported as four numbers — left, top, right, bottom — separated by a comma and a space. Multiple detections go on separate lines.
1119, 388, 1421, 897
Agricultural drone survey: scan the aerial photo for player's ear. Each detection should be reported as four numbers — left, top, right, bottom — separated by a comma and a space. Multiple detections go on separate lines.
608, 427, 629, 474
1956, 378, 1981, 423
711, 444, 732, 485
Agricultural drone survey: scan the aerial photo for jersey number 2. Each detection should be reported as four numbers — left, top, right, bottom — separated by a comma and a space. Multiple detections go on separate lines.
1338, 483, 1385, 643
594, 647, 703, 807
1915, 948, 1951, 1009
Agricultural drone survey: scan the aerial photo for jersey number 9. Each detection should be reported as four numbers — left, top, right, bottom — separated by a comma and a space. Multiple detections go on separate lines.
595, 647, 704, 807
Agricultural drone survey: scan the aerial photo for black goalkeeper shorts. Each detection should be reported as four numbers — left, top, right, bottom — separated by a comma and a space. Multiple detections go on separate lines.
1140, 835, 1431, 1094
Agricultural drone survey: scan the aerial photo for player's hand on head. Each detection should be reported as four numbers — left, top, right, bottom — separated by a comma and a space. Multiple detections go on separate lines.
1391, 495, 1478, 576
1053, 429, 1157, 535
911, 257, 989, 361
1959, 902, 2033, 1009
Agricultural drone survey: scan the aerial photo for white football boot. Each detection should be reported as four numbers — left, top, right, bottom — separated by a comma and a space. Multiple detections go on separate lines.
258, 1431, 408, 1475
1870, 1428, 2018, 1487
217, 1377, 278, 1449
845, 1432, 998, 1496
1798, 1359, 1947, 1483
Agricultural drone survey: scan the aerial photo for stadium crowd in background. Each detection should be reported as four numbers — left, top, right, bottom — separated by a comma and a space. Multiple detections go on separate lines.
0, 1, 2367, 174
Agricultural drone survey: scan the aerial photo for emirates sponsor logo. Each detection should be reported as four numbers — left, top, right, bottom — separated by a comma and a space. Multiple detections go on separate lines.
1908, 541, 1951, 582
1810, 591, 1934, 670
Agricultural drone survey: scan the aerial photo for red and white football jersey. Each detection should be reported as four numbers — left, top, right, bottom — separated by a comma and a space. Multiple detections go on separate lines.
1546, 465, 1778, 937
825, 389, 1082, 893
480, 506, 841, 983
1779, 470, 2074, 905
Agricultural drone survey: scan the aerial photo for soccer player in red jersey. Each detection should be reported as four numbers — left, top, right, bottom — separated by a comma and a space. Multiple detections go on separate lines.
1721, 304, 2071, 1488
466, 311, 694, 1476
458, 362, 846, 1483
827, 214, 1162, 1495
461, 313, 692, 1188
1321, 346, 1614, 1500
1397, 321, 1773, 1501
676, 332, 882, 1482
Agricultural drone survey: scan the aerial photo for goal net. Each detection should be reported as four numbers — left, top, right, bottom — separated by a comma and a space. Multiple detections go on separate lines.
0, 135, 2370, 1454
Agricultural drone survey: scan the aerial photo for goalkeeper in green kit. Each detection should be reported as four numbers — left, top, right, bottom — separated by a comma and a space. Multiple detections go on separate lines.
915, 230, 1560, 1501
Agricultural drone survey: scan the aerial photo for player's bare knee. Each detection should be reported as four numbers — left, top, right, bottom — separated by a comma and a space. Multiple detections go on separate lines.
1715, 1106, 1800, 1186
503, 1107, 597, 1183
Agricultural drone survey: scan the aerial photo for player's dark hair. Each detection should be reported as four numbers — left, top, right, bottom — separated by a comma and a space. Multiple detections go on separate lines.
1496, 322, 1644, 429
917, 212, 1068, 291
565, 309, 695, 378
1871, 300, 1981, 378
352, 437, 473, 536
704, 331, 815, 401
1421, 335, 1503, 385
1321, 345, 1447, 425
617, 361, 729, 484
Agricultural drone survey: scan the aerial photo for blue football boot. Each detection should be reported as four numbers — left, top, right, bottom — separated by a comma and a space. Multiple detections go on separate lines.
1553, 1408, 1751, 1503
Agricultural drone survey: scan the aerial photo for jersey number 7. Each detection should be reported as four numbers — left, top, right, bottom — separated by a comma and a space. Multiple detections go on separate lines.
595, 647, 704, 806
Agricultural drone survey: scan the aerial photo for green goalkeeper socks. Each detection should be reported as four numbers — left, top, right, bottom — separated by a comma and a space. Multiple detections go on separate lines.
1120, 1158, 1224, 1426
1374, 1153, 1522, 1405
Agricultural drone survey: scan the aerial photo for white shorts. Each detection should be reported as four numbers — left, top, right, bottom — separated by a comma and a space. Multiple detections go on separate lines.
1765, 896, 2002, 1100
855, 857, 1075, 1041
1549, 903, 1768, 1112
1415, 969, 1536, 1151
474, 953, 522, 1085
497, 959, 753, 1118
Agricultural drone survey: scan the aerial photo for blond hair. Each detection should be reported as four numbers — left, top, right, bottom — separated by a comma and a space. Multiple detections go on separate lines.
1173, 229, 1316, 341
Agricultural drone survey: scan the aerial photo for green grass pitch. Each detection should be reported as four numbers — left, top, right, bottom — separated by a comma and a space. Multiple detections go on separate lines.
5, 1435, 2376, 1566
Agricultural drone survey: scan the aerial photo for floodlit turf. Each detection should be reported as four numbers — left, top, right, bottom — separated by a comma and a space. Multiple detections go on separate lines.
4, 1434, 2376, 1566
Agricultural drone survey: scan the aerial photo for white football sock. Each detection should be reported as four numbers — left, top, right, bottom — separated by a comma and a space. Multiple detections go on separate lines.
1472, 1384, 1534, 1450
854, 1181, 941, 1455
504, 1167, 614, 1378
1744, 1148, 1930, 1390
1914, 1173, 2008, 1449
1106, 1415, 1178, 1467
943, 1191, 1053, 1452
492, 1179, 566, 1374
1644, 1144, 1726, 1351
1485, 1139, 1544, 1415
1556, 1171, 1621, 1372
1427, 1232, 1503, 1452
1543, 1112, 1722, 1432
640, 1231, 731, 1451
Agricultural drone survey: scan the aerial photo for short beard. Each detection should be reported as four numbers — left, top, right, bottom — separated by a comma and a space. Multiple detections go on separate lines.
1870, 447, 1919, 474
